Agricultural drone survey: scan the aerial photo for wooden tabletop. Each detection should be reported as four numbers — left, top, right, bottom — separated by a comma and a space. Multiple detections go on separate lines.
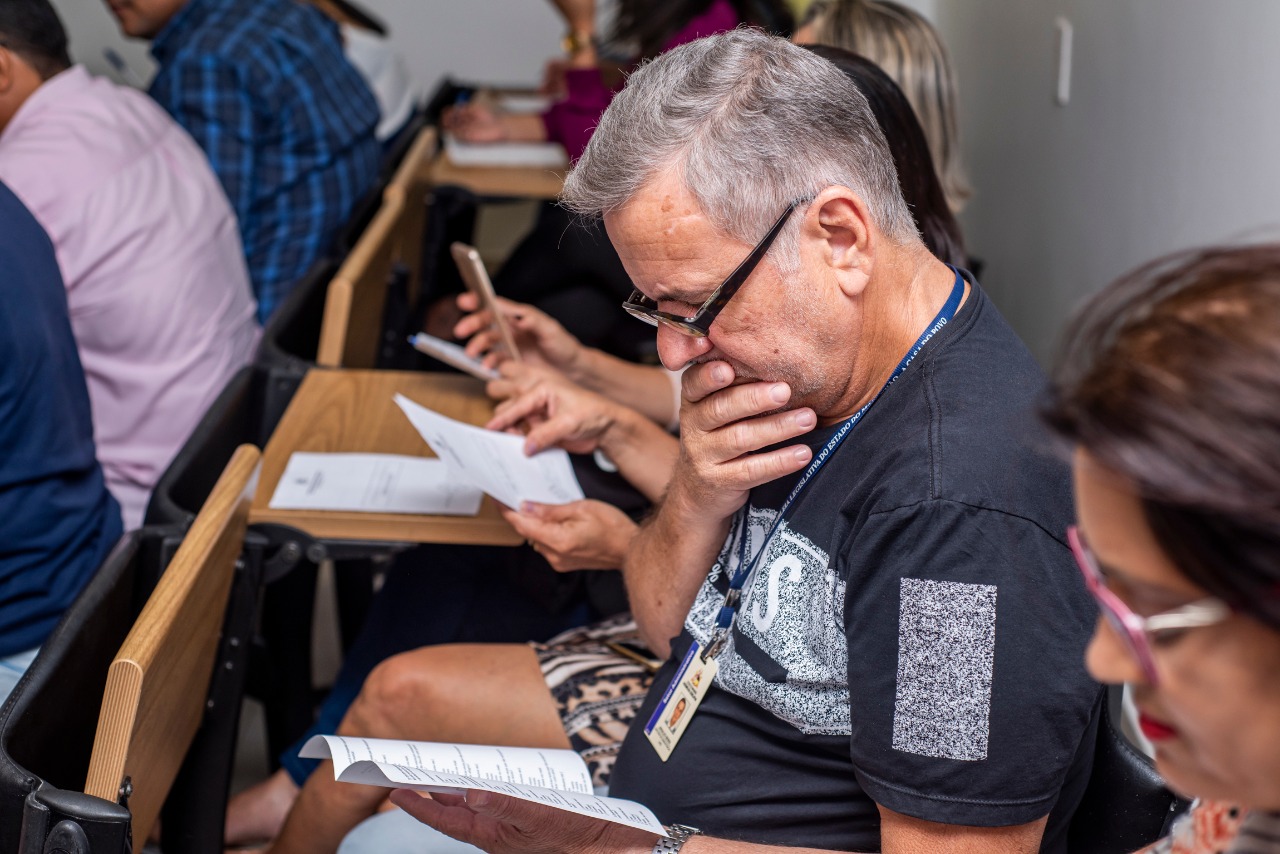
251, 369, 521, 546
427, 150, 565, 200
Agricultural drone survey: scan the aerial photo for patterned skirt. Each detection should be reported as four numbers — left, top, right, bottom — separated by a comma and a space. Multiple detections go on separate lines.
531, 614, 657, 789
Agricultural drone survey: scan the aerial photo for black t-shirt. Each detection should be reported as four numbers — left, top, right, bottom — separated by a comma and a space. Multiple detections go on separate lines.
609, 285, 1103, 853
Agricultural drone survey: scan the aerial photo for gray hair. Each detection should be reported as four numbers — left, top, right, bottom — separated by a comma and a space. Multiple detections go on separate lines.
561, 28, 918, 266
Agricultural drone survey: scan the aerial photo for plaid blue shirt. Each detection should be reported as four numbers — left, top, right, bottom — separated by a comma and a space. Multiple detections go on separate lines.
150, 0, 380, 321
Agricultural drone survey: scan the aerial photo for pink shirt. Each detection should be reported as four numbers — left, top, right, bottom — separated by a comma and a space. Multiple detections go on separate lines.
543, 0, 742, 161
0, 66, 260, 528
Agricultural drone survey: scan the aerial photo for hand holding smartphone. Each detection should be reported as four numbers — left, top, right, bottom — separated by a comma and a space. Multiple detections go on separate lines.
450, 242, 522, 362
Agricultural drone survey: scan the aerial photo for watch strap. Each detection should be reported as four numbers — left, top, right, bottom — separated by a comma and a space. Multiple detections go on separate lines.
652, 824, 702, 853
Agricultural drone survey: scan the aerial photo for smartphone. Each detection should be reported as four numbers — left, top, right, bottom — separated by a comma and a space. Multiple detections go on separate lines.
408, 333, 499, 381
450, 242, 522, 362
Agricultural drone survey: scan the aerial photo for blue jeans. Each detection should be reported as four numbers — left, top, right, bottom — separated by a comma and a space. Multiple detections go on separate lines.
339, 809, 485, 854
339, 784, 610, 854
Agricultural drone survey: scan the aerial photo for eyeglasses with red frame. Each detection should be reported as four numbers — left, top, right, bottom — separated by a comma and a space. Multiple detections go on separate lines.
1066, 525, 1230, 686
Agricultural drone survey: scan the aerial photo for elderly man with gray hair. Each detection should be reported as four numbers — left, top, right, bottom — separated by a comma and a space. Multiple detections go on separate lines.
389, 29, 1102, 854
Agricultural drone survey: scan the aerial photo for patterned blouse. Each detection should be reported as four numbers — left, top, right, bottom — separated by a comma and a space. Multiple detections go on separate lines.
1139, 800, 1280, 853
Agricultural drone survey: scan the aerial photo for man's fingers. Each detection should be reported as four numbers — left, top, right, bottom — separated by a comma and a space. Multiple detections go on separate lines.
430, 792, 470, 809
465, 790, 544, 827
389, 789, 481, 842
720, 443, 813, 489
687, 380, 793, 432
704, 406, 816, 461
681, 360, 735, 404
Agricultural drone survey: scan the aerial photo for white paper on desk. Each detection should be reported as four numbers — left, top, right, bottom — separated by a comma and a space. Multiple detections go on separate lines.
267, 453, 483, 516
444, 134, 568, 169
496, 93, 553, 114
393, 394, 584, 508
301, 736, 668, 837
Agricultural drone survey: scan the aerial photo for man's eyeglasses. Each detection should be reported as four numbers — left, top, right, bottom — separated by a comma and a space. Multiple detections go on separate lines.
1067, 526, 1230, 686
621, 199, 808, 339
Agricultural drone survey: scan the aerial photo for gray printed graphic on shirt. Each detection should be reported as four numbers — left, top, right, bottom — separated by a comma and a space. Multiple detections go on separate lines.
892, 578, 997, 761
685, 508, 851, 735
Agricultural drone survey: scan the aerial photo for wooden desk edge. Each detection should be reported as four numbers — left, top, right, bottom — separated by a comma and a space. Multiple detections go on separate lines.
247, 506, 524, 547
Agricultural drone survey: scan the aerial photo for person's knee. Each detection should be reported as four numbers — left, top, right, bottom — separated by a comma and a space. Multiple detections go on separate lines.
343, 651, 439, 737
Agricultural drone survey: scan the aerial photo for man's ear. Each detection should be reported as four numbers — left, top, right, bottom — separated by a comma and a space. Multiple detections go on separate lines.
0, 47, 15, 94
799, 186, 875, 298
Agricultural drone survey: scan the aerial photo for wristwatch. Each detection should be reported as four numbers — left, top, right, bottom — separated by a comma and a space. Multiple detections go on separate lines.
652, 824, 703, 853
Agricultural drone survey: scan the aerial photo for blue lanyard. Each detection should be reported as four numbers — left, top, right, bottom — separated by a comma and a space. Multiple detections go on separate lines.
703, 269, 966, 660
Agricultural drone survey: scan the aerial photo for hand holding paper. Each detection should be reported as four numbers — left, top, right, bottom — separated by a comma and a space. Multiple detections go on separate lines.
395, 394, 584, 509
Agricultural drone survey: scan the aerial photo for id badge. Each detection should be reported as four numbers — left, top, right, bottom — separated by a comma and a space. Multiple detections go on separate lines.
644, 640, 718, 761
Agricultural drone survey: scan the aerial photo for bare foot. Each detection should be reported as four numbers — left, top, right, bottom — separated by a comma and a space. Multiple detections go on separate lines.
224, 770, 299, 847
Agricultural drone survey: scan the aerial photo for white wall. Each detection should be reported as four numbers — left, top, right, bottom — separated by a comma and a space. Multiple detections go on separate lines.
934, 0, 1280, 362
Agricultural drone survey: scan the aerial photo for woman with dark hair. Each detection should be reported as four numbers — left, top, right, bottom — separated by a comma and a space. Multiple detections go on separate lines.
1043, 244, 1280, 853
802, 44, 966, 268
437, 0, 794, 357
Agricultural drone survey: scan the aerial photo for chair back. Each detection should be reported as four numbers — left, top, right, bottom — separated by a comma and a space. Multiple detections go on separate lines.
257, 258, 339, 374
317, 192, 407, 369
83, 446, 260, 843
145, 367, 275, 528
1067, 685, 1189, 853
383, 125, 438, 306
0, 533, 147, 853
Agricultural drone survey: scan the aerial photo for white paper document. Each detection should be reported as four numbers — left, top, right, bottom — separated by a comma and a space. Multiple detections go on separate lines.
267, 453, 483, 516
444, 134, 568, 169
302, 736, 668, 838
394, 394, 584, 508
409, 333, 499, 381
495, 93, 553, 114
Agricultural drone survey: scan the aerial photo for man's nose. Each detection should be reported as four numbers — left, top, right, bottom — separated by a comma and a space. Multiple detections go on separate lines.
657, 325, 713, 371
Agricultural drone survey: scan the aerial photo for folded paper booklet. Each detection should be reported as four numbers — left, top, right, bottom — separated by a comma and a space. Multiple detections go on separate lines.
301, 736, 669, 837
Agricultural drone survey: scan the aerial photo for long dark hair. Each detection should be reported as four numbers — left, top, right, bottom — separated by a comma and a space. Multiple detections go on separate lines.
803, 45, 966, 268
1043, 244, 1280, 629
612, 0, 794, 60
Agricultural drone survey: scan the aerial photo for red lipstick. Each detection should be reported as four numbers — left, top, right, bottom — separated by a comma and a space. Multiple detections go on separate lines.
1138, 712, 1177, 741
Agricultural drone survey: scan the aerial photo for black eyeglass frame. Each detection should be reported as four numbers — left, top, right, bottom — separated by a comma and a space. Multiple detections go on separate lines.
620, 198, 809, 338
